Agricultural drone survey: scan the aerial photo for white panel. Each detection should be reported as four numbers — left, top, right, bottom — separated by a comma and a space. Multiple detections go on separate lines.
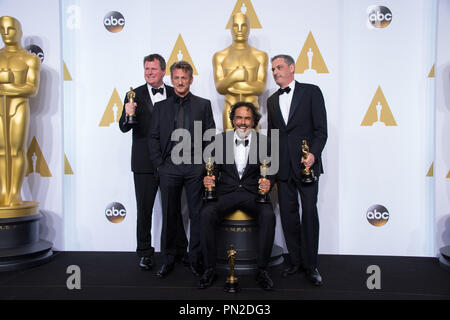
434, 0, 450, 255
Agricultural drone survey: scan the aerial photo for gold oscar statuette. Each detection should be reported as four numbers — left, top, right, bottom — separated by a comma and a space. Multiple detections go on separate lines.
256, 160, 270, 203
213, 12, 268, 131
224, 244, 241, 293
203, 157, 217, 201
301, 140, 317, 184
126, 87, 137, 125
0, 16, 40, 218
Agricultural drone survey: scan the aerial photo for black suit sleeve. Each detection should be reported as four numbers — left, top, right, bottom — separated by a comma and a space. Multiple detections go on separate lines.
119, 92, 132, 133
204, 100, 216, 131
310, 86, 327, 160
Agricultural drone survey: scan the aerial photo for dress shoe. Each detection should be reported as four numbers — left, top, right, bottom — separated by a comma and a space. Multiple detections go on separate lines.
281, 265, 305, 278
139, 257, 153, 270
306, 268, 323, 286
156, 263, 174, 278
256, 269, 274, 291
190, 263, 204, 277
198, 268, 217, 289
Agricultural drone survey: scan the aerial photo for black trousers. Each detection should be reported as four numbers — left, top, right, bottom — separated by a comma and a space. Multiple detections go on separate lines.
277, 176, 320, 270
159, 163, 204, 265
200, 189, 276, 269
133, 172, 187, 258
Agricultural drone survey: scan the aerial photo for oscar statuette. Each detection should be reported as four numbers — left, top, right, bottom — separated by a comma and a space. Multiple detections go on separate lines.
256, 160, 270, 203
301, 140, 317, 184
126, 87, 137, 125
224, 244, 240, 293
203, 157, 217, 201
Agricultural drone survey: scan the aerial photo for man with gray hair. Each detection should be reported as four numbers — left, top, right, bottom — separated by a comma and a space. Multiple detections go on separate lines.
267, 54, 327, 286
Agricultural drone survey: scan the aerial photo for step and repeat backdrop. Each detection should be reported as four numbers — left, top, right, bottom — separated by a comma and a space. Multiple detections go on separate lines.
1, 0, 448, 257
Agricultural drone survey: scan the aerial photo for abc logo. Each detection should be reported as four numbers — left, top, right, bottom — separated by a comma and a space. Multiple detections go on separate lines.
367, 6, 392, 29
25, 45, 44, 63
366, 204, 389, 227
103, 11, 125, 33
105, 202, 126, 223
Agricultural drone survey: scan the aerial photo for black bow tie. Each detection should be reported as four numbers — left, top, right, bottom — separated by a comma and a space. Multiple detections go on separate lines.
235, 138, 249, 147
278, 87, 291, 95
152, 87, 164, 95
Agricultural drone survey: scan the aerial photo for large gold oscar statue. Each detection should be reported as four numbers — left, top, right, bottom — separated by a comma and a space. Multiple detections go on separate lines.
213, 12, 267, 221
212, 13, 283, 272
213, 12, 268, 131
0, 16, 51, 272
0, 16, 40, 217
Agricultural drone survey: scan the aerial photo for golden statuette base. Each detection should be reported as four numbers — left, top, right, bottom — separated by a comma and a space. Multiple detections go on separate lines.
0, 201, 39, 219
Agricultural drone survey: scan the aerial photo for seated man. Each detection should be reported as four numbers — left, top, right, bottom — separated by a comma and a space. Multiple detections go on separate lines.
198, 102, 276, 291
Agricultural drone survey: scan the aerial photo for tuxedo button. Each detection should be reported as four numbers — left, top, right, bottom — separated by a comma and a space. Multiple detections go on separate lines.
239, 185, 242, 188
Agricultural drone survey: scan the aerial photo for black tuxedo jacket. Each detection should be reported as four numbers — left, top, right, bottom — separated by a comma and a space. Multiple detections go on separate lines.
212, 131, 275, 196
267, 81, 327, 181
149, 93, 216, 169
119, 84, 174, 173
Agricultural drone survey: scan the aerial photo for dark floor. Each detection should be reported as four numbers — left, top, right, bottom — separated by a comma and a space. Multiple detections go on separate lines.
0, 251, 449, 303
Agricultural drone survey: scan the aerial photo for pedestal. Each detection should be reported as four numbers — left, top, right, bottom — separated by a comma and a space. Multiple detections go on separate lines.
0, 203, 53, 272
216, 210, 283, 274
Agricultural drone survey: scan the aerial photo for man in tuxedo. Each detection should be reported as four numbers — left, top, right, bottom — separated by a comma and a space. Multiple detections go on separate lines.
149, 61, 216, 278
267, 54, 327, 286
198, 102, 276, 291
119, 54, 188, 270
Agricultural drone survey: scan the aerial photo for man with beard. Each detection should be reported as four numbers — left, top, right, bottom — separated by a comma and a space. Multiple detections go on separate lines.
198, 102, 276, 291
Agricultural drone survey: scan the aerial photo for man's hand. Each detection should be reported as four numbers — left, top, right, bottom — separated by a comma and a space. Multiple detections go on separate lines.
125, 102, 136, 115
301, 152, 315, 168
258, 178, 270, 193
204, 175, 215, 189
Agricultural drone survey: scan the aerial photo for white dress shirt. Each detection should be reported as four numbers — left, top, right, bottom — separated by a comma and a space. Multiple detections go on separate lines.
279, 80, 295, 124
234, 130, 252, 179
147, 83, 167, 105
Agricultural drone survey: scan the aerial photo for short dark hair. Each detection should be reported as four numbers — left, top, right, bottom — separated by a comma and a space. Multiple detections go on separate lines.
229, 102, 261, 128
271, 54, 295, 67
170, 60, 193, 79
143, 54, 166, 70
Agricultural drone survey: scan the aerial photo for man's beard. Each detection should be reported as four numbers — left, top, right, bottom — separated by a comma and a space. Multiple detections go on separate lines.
235, 125, 253, 139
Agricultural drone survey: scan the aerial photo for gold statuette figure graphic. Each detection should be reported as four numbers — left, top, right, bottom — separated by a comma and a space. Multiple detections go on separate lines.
0, 16, 40, 216
256, 160, 270, 203
126, 87, 137, 125
203, 157, 217, 201
224, 244, 240, 293
213, 12, 268, 130
301, 140, 317, 184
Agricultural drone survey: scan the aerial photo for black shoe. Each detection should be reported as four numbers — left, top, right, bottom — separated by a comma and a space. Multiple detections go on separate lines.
306, 268, 323, 286
256, 269, 274, 291
190, 263, 204, 277
281, 265, 305, 278
156, 263, 174, 278
198, 268, 217, 289
139, 257, 153, 270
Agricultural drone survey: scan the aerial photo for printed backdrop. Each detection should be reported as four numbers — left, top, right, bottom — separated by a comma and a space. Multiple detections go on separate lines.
1, 0, 449, 257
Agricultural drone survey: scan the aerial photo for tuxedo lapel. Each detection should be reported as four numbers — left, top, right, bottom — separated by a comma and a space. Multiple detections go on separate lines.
240, 131, 258, 180
273, 94, 287, 128
287, 81, 305, 126
141, 86, 153, 113
162, 97, 177, 156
